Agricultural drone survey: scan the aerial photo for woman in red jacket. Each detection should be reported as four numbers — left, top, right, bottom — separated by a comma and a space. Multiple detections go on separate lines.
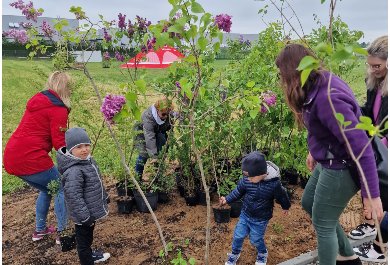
4, 71, 72, 243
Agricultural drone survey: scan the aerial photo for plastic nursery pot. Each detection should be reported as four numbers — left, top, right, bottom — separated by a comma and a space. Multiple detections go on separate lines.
184, 193, 198, 206
299, 176, 308, 189
213, 205, 231, 223
229, 200, 243, 218
60, 233, 76, 252
157, 191, 170, 204
115, 182, 133, 197
196, 189, 207, 206
116, 197, 134, 214
133, 190, 158, 213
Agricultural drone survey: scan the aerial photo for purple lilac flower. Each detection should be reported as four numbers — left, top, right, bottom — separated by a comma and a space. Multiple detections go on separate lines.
136, 15, 151, 33
118, 13, 127, 30
214, 14, 232, 33
115, 51, 124, 62
41, 20, 54, 37
103, 51, 110, 61
239, 35, 244, 43
175, 82, 181, 89
103, 28, 112, 42
173, 12, 182, 20
147, 37, 156, 50
10, 0, 42, 22
101, 94, 126, 124
259, 91, 277, 113
3, 29, 28, 44
127, 20, 135, 38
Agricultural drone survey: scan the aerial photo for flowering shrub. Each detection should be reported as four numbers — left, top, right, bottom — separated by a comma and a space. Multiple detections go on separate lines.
259, 90, 277, 113
102, 52, 111, 68
214, 14, 232, 33
41, 20, 54, 37
101, 95, 126, 124
2, 29, 29, 44
10, 0, 43, 22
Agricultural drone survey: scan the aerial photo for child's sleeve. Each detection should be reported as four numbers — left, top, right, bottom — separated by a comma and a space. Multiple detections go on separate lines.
226, 178, 246, 204
63, 169, 91, 223
274, 181, 291, 210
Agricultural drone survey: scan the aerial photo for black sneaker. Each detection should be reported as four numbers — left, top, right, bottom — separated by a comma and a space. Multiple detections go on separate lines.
335, 257, 362, 265
348, 223, 376, 240
92, 250, 110, 263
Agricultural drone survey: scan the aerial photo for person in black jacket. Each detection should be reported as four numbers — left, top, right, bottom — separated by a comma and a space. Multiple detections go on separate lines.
57, 127, 110, 265
220, 151, 291, 265
350, 35, 388, 263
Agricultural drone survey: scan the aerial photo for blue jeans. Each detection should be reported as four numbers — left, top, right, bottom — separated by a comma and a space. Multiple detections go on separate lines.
22, 166, 67, 232
135, 132, 167, 177
302, 164, 358, 264
231, 212, 269, 256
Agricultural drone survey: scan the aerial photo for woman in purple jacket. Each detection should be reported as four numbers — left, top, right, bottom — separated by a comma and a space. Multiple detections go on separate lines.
275, 44, 383, 265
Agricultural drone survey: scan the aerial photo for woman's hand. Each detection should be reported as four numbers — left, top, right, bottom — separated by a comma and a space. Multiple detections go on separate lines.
306, 152, 317, 172
363, 197, 384, 221
219, 196, 227, 206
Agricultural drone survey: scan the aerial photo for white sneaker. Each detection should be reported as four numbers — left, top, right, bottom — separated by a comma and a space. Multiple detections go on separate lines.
354, 243, 387, 262
92, 250, 110, 263
348, 223, 377, 240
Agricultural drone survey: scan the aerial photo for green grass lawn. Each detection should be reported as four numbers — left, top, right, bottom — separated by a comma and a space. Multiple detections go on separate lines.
2, 58, 367, 194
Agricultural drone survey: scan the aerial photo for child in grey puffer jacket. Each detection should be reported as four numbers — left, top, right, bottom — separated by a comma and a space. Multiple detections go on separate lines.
57, 127, 110, 265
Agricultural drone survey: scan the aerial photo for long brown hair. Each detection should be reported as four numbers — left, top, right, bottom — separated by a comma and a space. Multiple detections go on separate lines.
366, 35, 388, 96
275, 44, 321, 126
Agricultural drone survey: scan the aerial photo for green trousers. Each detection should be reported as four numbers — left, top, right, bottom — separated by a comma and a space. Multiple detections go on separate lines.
302, 164, 359, 265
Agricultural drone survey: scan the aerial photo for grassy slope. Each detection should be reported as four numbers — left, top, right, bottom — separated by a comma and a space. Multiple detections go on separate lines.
2, 58, 366, 194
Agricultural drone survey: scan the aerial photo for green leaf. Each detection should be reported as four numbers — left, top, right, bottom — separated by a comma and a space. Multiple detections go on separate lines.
191, 2, 205, 13
125, 91, 137, 102
359, 116, 372, 125
321, 0, 326, 3
335, 113, 345, 124
199, 86, 206, 98
197, 36, 207, 50
188, 25, 197, 39
315, 43, 332, 55
189, 257, 196, 265
213, 41, 220, 53
297, 56, 319, 71
352, 46, 368, 56
168, 0, 177, 5
249, 109, 258, 119
332, 47, 353, 61
300, 68, 312, 87
344, 121, 352, 127
135, 79, 147, 93
246, 81, 255, 88
168, 24, 183, 34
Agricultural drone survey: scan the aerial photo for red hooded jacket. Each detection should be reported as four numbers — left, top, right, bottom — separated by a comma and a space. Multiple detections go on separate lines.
3, 90, 69, 176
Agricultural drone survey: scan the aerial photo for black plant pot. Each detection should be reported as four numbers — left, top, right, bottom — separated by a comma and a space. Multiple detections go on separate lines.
184, 194, 198, 206
178, 185, 186, 197
158, 192, 170, 204
300, 177, 308, 189
196, 190, 207, 206
230, 200, 243, 218
133, 191, 158, 213
288, 173, 299, 185
60, 234, 76, 252
116, 182, 126, 197
116, 182, 133, 197
116, 197, 134, 214
213, 206, 231, 223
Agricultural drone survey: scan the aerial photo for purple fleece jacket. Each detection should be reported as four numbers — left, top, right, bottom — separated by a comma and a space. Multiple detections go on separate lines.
303, 71, 379, 198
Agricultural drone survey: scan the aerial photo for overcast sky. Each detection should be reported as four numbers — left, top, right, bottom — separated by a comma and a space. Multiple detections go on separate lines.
2, 0, 388, 42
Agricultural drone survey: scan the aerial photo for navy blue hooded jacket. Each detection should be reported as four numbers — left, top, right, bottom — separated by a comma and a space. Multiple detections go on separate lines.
226, 161, 291, 221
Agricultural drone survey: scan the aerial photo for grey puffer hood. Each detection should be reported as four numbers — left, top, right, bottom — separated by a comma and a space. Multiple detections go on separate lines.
264, 161, 280, 181
57, 147, 109, 225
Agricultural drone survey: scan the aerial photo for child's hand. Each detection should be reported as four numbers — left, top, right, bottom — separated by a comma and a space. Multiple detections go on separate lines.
219, 196, 227, 206
282, 210, 289, 215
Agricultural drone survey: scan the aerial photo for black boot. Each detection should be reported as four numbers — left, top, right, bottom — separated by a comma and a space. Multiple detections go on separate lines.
336, 257, 362, 265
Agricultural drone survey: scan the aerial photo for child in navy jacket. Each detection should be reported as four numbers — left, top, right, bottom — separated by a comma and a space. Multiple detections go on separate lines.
220, 151, 291, 265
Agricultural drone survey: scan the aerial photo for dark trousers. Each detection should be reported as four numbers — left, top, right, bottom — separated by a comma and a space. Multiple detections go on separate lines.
135, 132, 167, 176
75, 224, 95, 265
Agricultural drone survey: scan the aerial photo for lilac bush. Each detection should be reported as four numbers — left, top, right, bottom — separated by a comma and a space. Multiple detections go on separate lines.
214, 14, 232, 33
3, 29, 29, 44
101, 95, 126, 124
115, 51, 124, 62
118, 13, 127, 30
10, 0, 42, 22
103, 28, 112, 42
41, 20, 54, 37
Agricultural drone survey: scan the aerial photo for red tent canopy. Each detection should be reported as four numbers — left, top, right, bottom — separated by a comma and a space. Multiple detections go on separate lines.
120, 46, 184, 69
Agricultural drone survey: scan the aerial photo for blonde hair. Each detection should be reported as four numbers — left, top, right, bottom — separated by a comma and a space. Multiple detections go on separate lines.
45, 71, 72, 108
367, 35, 388, 96
154, 98, 174, 112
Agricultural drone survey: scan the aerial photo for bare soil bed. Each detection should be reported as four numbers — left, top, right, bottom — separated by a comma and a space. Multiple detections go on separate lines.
2, 179, 364, 265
